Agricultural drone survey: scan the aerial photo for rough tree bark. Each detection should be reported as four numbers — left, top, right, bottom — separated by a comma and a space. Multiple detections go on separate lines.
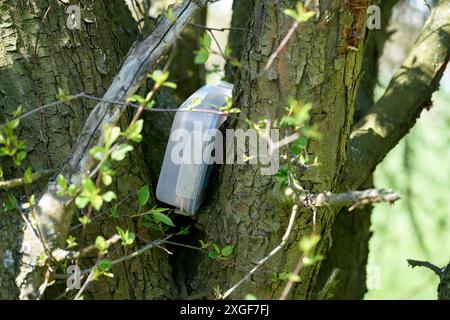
314, 0, 399, 299
0, 0, 175, 300
190, 0, 370, 299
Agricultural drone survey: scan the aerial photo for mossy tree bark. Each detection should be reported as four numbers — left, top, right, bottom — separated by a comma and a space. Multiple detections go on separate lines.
190, 0, 370, 299
0, 0, 176, 299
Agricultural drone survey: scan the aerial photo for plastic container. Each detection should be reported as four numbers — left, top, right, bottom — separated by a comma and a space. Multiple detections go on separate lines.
156, 82, 233, 215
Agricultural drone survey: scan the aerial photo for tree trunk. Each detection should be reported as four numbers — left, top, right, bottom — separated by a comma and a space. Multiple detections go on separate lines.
314, 0, 399, 299
0, 0, 175, 299
189, 0, 369, 299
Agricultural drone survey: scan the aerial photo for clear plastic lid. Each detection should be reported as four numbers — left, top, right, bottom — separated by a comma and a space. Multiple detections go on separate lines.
156, 82, 233, 214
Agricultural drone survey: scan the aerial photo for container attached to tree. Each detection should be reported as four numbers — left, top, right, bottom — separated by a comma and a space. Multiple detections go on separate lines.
156, 82, 233, 215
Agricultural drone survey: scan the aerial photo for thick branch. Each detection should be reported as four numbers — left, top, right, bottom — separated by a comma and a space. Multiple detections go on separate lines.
18, 0, 212, 299
343, 0, 450, 190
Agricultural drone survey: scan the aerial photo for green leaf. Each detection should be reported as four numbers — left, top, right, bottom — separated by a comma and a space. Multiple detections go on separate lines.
221, 244, 234, 257
102, 174, 112, 186
275, 168, 289, 187
125, 120, 143, 143
103, 124, 121, 149
78, 215, 91, 225
190, 97, 202, 109
66, 235, 78, 249
299, 234, 321, 255
212, 243, 220, 254
116, 226, 135, 246
68, 184, 78, 197
57, 174, 67, 190
208, 250, 219, 260
14, 150, 27, 166
290, 136, 308, 155
98, 259, 111, 271
75, 196, 90, 209
283, 8, 298, 20
111, 144, 133, 161
138, 185, 150, 207
23, 167, 33, 184
127, 95, 147, 106
153, 211, 175, 227
149, 70, 170, 86
81, 176, 97, 194
289, 274, 301, 282
110, 206, 119, 219
90, 195, 103, 211
95, 236, 108, 255
102, 191, 117, 202
89, 146, 106, 161
200, 32, 212, 49
278, 271, 289, 280
245, 294, 257, 300
194, 49, 209, 65
179, 226, 190, 236
162, 81, 177, 89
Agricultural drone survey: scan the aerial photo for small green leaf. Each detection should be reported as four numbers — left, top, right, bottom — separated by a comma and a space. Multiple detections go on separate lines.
283, 8, 298, 20
57, 174, 67, 190
278, 271, 289, 280
78, 216, 91, 225
102, 191, 117, 202
138, 185, 150, 207
127, 95, 147, 106
208, 250, 219, 260
200, 32, 212, 49
90, 195, 103, 211
98, 259, 111, 271
75, 196, 90, 209
162, 81, 177, 89
194, 49, 209, 64
95, 236, 108, 255
221, 244, 234, 257
89, 146, 106, 161
66, 235, 78, 249
125, 120, 143, 143
153, 211, 175, 227
103, 124, 121, 149
111, 144, 133, 161
102, 174, 112, 186
23, 167, 33, 184
110, 206, 119, 219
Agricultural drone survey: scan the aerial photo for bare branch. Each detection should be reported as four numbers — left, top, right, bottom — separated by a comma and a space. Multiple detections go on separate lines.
303, 188, 400, 211
407, 259, 443, 278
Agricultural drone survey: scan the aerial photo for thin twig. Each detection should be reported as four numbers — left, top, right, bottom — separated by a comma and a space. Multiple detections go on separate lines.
279, 253, 304, 300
